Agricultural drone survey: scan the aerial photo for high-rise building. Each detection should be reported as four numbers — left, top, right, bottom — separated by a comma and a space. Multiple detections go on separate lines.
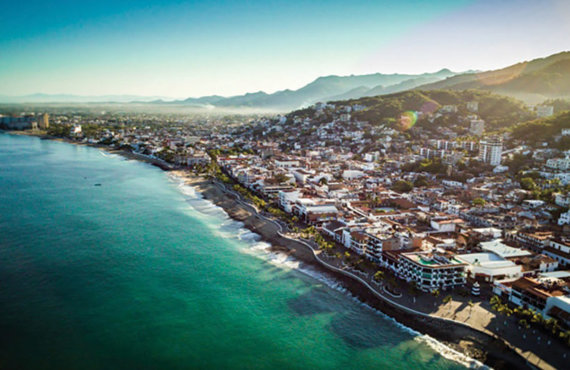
38, 113, 49, 129
479, 136, 503, 166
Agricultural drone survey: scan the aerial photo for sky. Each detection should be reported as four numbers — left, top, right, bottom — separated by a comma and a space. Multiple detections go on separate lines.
0, 0, 569, 98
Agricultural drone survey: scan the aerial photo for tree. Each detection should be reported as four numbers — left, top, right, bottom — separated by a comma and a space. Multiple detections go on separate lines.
520, 177, 537, 191
431, 289, 440, 298
373, 271, 384, 282
413, 175, 429, 187
318, 177, 328, 186
392, 180, 413, 193
443, 295, 452, 305
472, 197, 486, 206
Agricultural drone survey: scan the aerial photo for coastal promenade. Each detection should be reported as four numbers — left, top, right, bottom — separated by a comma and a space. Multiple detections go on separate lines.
199, 176, 566, 370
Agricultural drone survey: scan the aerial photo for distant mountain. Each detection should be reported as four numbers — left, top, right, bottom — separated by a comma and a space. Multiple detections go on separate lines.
0, 93, 176, 104
1, 70, 457, 109
416, 51, 570, 103
173, 69, 457, 110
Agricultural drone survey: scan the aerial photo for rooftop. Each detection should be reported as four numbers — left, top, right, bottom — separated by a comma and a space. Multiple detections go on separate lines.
481, 239, 532, 258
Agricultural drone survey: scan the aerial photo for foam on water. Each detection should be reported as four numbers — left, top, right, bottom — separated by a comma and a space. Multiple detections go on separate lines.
171, 174, 488, 369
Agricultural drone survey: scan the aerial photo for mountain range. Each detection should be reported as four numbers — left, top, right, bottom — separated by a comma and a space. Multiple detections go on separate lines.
2, 51, 569, 109
0, 71, 457, 109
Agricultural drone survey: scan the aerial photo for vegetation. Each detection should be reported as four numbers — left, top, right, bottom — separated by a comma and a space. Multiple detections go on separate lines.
490, 296, 570, 346
511, 111, 570, 145
331, 89, 532, 130
373, 271, 384, 282
391, 180, 414, 193
46, 124, 72, 137
472, 197, 486, 206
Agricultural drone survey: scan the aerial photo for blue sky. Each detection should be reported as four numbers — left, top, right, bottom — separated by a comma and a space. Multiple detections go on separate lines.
1, 0, 569, 97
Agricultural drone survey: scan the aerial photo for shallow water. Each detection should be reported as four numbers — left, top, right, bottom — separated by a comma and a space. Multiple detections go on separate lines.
0, 133, 474, 369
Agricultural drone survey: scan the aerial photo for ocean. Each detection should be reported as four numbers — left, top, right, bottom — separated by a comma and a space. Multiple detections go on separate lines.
0, 133, 473, 369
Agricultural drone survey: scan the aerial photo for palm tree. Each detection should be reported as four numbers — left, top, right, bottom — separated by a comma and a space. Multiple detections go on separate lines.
373, 271, 384, 282
531, 312, 544, 325
519, 319, 530, 329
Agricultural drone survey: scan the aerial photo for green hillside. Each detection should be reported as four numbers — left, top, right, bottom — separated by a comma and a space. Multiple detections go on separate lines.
511, 111, 570, 146
328, 90, 532, 129
417, 51, 570, 103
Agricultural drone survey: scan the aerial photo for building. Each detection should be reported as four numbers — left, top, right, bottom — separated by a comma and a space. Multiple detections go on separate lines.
544, 239, 570, 267
479, 136, 503, 166
559, 211, 570, 226
38, 113, 49, 129
467, 101, 479, 113
546, 158, 570, 171
493, 273, 570, 326
469, 119, 485, 136
278, 190, 301, 213
0, 115, 37, 130
456, 252, 522, 282
395, 251, 467, 292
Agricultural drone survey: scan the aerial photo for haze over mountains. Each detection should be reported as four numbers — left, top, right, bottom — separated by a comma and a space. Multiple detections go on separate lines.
0, 94, 175, 104
2, 51, 569, 109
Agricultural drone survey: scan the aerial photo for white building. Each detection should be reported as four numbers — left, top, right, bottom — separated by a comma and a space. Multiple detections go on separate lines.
467, 101, 479, 112
555, 193, 570, 207
545, 239, 570, 267
274, 159, 300, 168
480, 239, 532, 259
559, 211, 570, 226
342, 170, 365, 180
278, 190, 301, 213
479, 137, 503, 166
546, 158, 570, 171
456, 252, 522, 282
396, 251, 467, 292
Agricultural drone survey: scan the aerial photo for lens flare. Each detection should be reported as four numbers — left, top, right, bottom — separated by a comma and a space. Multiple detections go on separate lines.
398, 111, 417, 131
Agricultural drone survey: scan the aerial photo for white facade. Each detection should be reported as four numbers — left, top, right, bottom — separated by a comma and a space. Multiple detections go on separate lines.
278, 190, 301, 213
546, 158, 570, 171
559, 211, 570, 226
479, 137, 503, 166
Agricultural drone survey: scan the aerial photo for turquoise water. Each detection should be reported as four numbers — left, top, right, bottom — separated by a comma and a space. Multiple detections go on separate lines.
0, 133, 467, 369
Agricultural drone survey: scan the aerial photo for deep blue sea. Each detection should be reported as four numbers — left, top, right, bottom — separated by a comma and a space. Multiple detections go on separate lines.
0, 133, 473, 369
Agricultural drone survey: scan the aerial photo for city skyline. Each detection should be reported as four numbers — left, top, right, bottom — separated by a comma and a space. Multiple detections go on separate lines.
1, 0, 569, 98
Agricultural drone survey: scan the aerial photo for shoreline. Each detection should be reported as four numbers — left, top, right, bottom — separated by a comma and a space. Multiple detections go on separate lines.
6, 131, 547, 369
170, 171, 531, 370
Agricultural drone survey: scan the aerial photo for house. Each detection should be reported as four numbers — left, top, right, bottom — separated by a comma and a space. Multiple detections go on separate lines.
430, 218, 465, 233
544, 239, 570, 267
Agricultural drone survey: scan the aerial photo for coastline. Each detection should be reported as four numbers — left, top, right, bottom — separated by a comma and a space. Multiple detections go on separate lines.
5, 131, 546, 369
169, 170, 531, 370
